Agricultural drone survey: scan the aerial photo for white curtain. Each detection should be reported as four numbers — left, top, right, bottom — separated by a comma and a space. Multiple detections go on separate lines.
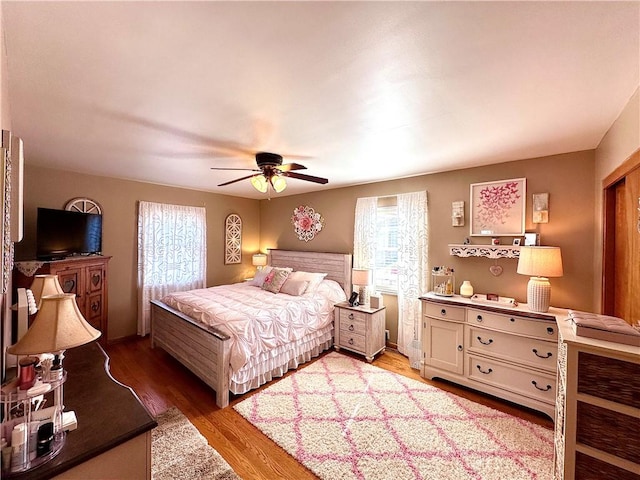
396, 191, 429, 369
137, 201, 207, 336
353, 197, 378, 270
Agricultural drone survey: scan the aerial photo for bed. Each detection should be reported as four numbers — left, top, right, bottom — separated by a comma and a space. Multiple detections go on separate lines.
150, 249, 352, 407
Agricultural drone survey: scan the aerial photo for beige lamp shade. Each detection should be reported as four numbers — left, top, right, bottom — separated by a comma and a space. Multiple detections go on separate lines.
7, 293, 101, 355
252, 253, 268, 267
517, 246, 564, 278
517, 246, 563, 313
30, 274, 64, 307
352, 268, 372, 286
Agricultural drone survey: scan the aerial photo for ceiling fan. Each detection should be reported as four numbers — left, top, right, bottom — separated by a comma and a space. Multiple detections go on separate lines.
211, 152, 329, 193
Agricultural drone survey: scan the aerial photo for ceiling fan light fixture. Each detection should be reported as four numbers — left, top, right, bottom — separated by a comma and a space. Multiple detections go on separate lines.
251, 174, 268, 193
271, 175, 287, 193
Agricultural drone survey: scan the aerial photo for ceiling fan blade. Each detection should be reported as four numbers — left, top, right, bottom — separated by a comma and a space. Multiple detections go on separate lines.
211, 167, 260, 172
283, 171, 329, 184
278, 163, 307, 172
217, 173, 259, 187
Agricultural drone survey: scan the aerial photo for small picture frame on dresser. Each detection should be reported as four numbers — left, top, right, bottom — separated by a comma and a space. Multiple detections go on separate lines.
513, 238, 521, 246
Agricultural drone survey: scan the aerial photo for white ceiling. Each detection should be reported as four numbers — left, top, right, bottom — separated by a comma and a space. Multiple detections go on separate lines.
3, 1, 639, 199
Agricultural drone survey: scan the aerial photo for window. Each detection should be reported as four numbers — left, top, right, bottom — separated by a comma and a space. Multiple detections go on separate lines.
374, 204, 398, 293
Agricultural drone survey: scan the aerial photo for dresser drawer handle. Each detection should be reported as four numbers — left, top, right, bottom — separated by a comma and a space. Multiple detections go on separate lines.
348, 324, 355, 332
532, 380, 552, 392
477, 336, 493, 345
440, 309, 447, 316
457, 345, 463, 351
532, 349, 552, 359
547, 327, 554, 335
348, 338, 354, 345
348, 313, 354, 320
476, 365, 492, 375
509, 318, 516, 323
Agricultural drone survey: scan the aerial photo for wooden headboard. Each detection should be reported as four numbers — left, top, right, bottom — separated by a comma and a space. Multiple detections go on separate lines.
268, 249, 353, 296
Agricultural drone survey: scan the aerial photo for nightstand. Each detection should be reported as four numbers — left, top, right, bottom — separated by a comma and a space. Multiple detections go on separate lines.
334, 301, 386, 362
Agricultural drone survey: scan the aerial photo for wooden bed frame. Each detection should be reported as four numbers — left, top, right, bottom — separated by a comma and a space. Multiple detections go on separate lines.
150, 249, 352, 408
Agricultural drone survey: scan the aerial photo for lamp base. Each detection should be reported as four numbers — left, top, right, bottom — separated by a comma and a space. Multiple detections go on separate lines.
527, 276, 551, 313
358, 286, 370, 306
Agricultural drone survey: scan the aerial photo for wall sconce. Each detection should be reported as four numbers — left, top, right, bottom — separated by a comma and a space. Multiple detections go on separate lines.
452, 201, 464, 227
532, 193, 549, 224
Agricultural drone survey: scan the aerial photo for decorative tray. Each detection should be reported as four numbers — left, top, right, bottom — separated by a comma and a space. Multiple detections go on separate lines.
469, 294, 518, 308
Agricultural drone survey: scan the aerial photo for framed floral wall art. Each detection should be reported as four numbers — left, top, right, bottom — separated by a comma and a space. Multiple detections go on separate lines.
291, 205, 324, 242
470, 178, 526, 236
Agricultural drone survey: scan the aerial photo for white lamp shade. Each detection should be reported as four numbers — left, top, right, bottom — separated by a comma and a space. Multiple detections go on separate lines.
251, 175, 268, 193
517, 246, 563, 278
352, 269, 372, 286
30, 274, 64, 307
271, 175, 287, 193
7, 293, 101, 355
252, 253, 267, 267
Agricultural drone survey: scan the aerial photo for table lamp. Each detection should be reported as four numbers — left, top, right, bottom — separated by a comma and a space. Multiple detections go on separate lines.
252, 253, 267, 271
5, 294, 101, 472
352, 268, 372, 306
30, 274, 64, 308
516, 246, 563, 313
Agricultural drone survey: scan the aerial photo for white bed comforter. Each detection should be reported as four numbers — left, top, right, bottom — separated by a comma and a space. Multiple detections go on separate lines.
161, 280, 346, 373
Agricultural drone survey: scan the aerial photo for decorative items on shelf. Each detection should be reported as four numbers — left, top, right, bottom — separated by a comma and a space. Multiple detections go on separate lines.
448, 244, 520, 259
516, 246, 563, 313
431, 266, 455, 296
459, 280, 474, 298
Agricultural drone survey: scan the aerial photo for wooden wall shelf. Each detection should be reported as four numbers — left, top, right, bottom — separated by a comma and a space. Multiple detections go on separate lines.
449, 244, 520, 259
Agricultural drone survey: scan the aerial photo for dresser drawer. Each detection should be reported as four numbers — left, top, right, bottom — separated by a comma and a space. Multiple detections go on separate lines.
338, 309, 366, 336
466, 308, 558, 341
466, 325, 557, 372
339, 332, 365, 352
422, 301, 466, 322
466, 353, 556, 404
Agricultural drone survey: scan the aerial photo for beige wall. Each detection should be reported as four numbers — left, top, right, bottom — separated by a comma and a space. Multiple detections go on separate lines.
593, 87, 640, 311
261, 150, 596, 342
16, 166, 260, 341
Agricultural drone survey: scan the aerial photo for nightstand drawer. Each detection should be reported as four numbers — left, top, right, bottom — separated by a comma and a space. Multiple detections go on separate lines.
339, 310, 366, 335
422, 302, 466, 322
467, 308, 558, 341
339, 333, 365, 352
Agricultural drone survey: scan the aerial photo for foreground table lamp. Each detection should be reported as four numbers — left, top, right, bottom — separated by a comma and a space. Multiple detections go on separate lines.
352, 268, 373, 306
4, 294, 101, 472
516, 246, 563, 313
252, 253, 268, 271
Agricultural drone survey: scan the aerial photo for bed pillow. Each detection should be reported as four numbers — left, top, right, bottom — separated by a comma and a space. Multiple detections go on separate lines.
287, 271, 327, 294
261, 267, 291, 293
279, 279, 309, 296
249, 266, 273, 286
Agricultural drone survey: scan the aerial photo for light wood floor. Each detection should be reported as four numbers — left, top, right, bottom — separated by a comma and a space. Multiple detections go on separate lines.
105, 337, 554, 480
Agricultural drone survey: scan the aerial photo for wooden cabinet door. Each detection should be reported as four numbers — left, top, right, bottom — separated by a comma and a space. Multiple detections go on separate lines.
424, 317, 464, 374
54, 267, 83, 299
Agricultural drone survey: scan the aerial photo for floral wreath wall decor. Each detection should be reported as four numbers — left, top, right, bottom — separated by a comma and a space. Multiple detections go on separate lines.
291, 205, 325, 242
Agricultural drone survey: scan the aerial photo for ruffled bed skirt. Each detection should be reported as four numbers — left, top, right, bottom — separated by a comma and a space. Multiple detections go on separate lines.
229, 324, 334, 394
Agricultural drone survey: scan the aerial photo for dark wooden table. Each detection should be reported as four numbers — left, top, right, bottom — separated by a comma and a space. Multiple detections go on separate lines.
7, 341, 156, 479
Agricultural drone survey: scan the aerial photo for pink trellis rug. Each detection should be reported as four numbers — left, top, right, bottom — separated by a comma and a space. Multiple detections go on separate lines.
234, 352, 554, 480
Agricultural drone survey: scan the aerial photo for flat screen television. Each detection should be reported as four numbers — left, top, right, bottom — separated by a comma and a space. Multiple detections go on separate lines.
36, 208, 102, 260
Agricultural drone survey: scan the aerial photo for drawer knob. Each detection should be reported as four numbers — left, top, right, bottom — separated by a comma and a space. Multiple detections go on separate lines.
546, 327, 554, 335
477, 336, 493, 346
348, 338, 354, 345
457, 345, 463, 351
509, 318, 516, 323
440, 309, 447, 316
476, 315, 483, 322
476, 365, 492, 375
348, 313, 354, 320
348, 324, 354, 332
532, 380, 552, 392
532, 349, 552, 359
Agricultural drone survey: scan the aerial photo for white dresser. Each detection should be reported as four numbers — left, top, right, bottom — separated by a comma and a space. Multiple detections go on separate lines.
420, 293, 563, 418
